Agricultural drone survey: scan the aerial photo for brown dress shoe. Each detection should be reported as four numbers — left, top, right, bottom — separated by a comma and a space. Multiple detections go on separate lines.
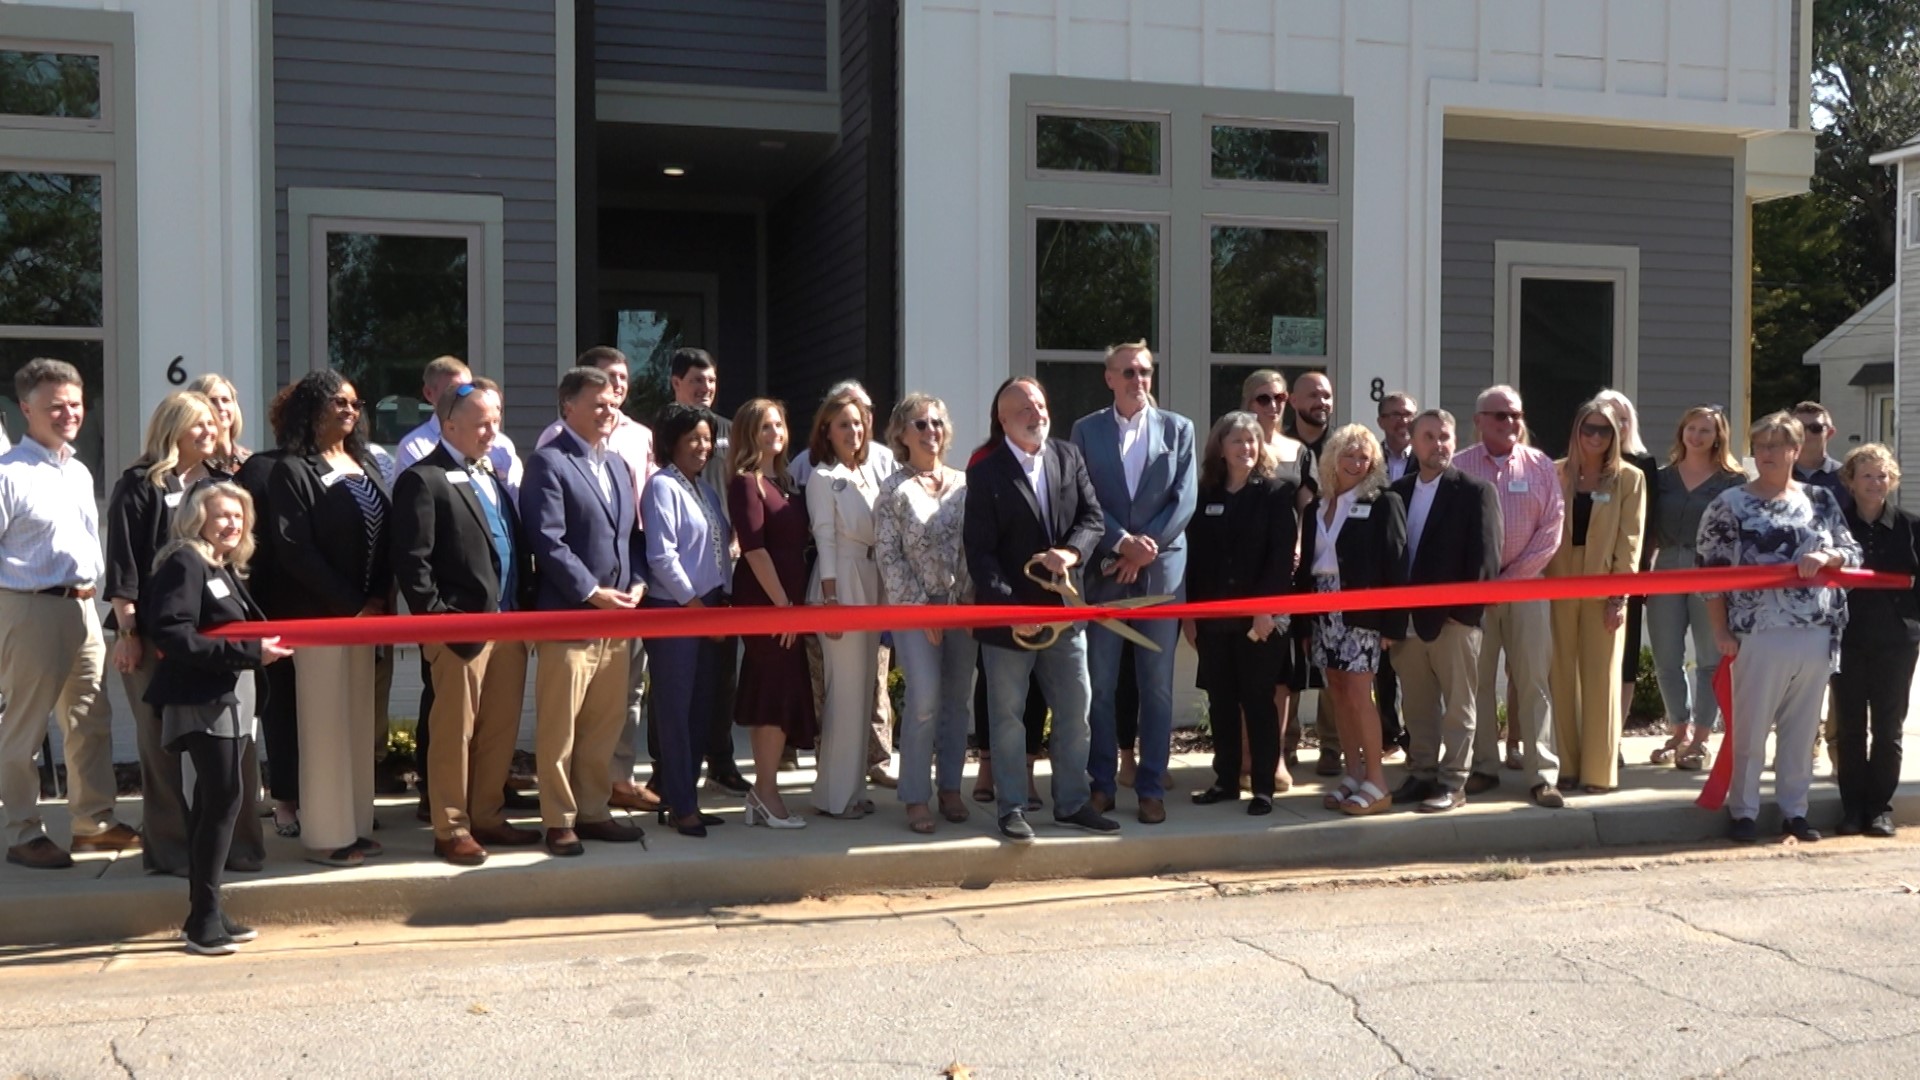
70, 823, 142, 853
1463, 772, 1500, 796
1089, 791, 1115, 814
472, 822, 543, 847
608, 786, 663, 812
575, 818, 646, 843
6, 837, 75, 869
544, 828, 584, 857
1137, 797, 1166, 825
1530, 783, 1565, 809
434, 833, 489, 866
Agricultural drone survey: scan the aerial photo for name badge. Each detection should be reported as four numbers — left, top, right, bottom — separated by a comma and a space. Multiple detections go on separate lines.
447, 471, 471, 486
1591, 492, 1611, 504
206, 577, 232, 600
163, 491, 184, 509
1349, 503, 1373, 520
1204, 504, 1226, 517
1507, 480, 1529, 494
320, 470, 346, 489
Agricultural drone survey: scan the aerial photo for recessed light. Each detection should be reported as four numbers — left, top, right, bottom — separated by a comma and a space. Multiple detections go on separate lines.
662, 165, 686, 177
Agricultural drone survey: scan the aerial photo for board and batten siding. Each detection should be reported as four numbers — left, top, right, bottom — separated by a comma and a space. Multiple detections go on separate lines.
596, 0, 830, 92
1439, 140, 1735, 440
1898, 163, 1920, 503
271, 0, 559, 443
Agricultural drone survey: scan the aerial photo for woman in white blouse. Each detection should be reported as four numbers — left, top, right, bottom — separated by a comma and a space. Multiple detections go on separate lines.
806, 387, 889, 818
875, 393, 974, 834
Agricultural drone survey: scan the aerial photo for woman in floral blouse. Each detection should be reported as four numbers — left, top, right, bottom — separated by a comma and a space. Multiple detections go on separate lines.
1697, 411, 1860, 845
876, 393, 975, 834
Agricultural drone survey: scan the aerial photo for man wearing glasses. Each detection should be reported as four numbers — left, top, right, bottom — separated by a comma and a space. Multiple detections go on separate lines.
1374, 392, 1420, 758
1072, 341, 1196, 825
1454, 385, 1567, 808
1791, 401, 1853, 515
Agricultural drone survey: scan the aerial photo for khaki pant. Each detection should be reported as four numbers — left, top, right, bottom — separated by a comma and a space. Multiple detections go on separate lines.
1396, 620, 1482, 792
1473, 599, 1559, 787
293, 645, 378, 852
0, 592, 118, 847
424, 640, 528, 839
1550, 595, 1626, 789
535, 638, 626, 829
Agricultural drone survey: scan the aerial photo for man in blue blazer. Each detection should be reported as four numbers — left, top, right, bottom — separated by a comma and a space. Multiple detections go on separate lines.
1070, 342, 1197, 825
519, 366, 648, 857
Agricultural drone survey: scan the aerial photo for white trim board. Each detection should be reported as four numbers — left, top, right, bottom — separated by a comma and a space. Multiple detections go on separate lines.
1493, 241, 1641, 405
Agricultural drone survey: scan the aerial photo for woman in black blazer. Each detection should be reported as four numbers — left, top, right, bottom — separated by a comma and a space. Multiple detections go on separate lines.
142, 482, 293, 955
1183, 412, 1300, 815
266, 371, 392, 868
1297, 424, 1408, 817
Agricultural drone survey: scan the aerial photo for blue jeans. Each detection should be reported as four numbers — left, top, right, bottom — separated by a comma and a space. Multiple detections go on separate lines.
892, 627, 977, 805
1646, 590, 1719, 732
1087, 616, 1179, 799
980, 630, 1092, 819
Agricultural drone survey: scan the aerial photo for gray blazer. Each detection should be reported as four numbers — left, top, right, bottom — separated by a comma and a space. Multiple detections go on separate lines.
1069, 405, 1198, 602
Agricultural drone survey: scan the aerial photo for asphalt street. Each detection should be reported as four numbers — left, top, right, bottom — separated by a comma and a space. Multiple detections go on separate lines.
3, 841, 1918, 1079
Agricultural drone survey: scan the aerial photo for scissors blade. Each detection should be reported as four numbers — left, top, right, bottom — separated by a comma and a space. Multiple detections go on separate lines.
1089, 613, 1165, 652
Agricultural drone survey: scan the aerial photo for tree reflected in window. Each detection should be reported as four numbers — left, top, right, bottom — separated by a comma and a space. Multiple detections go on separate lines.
325, 233, 468, 445
1210, 226, 1327, 357
1035, 218, 1159, 353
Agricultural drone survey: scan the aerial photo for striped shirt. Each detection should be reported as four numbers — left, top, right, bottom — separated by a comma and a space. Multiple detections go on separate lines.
1454, 442, 1564, 580
0, 437, 105, 591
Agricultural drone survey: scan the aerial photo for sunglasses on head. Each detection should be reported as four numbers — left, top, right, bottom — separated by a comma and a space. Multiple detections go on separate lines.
452, 383, 477, 398
910, 416, 946, 432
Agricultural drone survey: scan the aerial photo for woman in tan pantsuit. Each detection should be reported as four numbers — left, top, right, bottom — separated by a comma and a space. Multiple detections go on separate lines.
1546, 400, 1645, 794
806, 387, 888, 819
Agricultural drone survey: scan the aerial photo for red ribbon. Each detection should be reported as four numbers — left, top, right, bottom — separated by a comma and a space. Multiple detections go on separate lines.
1697, 657, 1737, 811
209, 566, 1909, 648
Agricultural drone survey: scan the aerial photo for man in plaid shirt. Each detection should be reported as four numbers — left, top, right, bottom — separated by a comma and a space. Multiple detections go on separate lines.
1453, 385, 1567, 808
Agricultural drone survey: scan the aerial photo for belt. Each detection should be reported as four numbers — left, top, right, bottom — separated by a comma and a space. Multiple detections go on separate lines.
35, 585, 96, 600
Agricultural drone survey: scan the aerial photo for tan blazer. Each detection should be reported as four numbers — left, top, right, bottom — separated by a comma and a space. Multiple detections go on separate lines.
1547, 459, 1645, 578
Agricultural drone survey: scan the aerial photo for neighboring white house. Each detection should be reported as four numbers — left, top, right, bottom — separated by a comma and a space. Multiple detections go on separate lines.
1803, 286, 1896, 460
1872, 136, 1920, 507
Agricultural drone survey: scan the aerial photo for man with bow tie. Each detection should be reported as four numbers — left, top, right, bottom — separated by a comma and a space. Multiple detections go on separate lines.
391, 378, 541, 865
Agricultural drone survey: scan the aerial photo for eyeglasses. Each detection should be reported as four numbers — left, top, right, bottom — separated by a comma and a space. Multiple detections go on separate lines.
1380, 410, 1415, 421
1578, 423, 1615, 438
330, 395, 363, 412
1252, 392, 1284, 408
1802, 421, 1829, 434
1112, 367, 1152, 381
1479, 410, 1523, 423
910, 417, 947, 433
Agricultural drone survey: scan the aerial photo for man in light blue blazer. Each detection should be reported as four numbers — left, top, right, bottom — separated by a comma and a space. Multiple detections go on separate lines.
1069, 342, 1197, 824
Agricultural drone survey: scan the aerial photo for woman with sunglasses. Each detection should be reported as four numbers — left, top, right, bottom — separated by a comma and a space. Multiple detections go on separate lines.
1594, 390, 1658, 733
1241, 369, 1314, 786
1544, 401, 1645, 795
266, 371, 392, 868
1646, 405, 1746, 771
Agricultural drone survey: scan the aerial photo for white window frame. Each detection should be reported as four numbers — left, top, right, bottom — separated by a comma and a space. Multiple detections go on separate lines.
1907, 189, 1920, 249
0, 39, 113, 132
1493, 241, 1641, 404
1202, 116, 1339, 195
287, 188, 505, 384
1025, 105, 1170, 188
1875, 390, 1896, 444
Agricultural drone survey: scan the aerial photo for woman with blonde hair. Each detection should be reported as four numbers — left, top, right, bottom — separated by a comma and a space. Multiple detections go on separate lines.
1295, 424, 1406, 815
186, 373, 251, 476
1834, 443, 1914, 838
726, 398, 815, 828
806, 386, 889, 818
1594, 389, 1657, 727
140, 483, 293, 953
1545, 400, 1645, 794
107, 391, 270, 876
876, 392, 975, 833
1646, 404, 1747, 770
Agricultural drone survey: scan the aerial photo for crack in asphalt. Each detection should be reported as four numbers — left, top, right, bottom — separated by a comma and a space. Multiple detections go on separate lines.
108, 1018, 148, 1079
1231, 936, 1421, 1079
1679, 1025, 1920, 1080
1650, 905, 1920, 1004
1572, 948, 1836, 1045
942, 916, 988, 956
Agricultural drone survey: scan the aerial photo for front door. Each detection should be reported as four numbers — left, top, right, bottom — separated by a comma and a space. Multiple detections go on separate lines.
599, 272, 718, 424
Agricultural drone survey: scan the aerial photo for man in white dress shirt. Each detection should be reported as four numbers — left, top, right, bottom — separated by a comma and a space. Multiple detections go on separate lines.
0, 358, 141, 869
1373, 391, 1419, 758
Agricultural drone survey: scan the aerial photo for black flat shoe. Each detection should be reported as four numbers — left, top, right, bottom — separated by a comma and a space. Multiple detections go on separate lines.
1781, 816, 1822, 843
1836, 814, 1865, 836
1191, 785, 1239, 805
1247, 797, 1273, 816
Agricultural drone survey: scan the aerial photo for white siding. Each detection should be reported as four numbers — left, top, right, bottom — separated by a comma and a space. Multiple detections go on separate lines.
1899, 164, 1920, 505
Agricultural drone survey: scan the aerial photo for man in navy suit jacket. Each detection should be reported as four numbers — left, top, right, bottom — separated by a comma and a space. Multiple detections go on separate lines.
1070, 343, 1196, 825
519, 366, 648, 857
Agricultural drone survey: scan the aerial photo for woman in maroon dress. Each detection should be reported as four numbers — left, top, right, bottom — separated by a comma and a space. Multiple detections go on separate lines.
728, 398, 817, 828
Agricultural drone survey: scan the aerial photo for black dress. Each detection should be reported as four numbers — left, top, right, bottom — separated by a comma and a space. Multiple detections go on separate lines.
1270, 442, 1316, 691
1622, 450, 1659, 683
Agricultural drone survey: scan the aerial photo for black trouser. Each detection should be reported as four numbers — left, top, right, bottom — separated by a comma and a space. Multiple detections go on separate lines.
259, 659, 299, 802
1375, 648, 1405, 749
415, 651, 436, 794
1832, 640, 1915, 822
1200, 633, 1283, 798
648, 636, 739, 774
175, 731, 244, 941
974, 654, 1045, 755
1115, 643, 1140, 751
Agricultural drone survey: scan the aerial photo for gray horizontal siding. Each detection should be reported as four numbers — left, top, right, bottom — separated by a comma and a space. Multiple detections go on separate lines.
1898, 165, 1920, 502
272, 0, 558, 446
1439, 139, 1736, 441
596, 0, 830, 92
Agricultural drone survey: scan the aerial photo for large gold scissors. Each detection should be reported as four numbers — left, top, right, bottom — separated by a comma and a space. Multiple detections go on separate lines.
1016, 555, 1174, 652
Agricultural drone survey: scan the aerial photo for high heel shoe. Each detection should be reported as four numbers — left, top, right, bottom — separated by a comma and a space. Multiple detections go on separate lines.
745, 789, 807, 829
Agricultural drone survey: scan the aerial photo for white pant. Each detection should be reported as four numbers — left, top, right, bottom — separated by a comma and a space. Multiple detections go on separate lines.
1727, 627, 1829, 821
294, 645, 377, 851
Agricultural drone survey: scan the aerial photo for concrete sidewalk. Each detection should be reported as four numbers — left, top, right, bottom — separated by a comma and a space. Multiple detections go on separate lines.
4, 721, 1916, 948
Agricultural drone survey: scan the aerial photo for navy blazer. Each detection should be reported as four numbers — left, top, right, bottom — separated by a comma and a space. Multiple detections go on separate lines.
1069, 406, 1198, 602
392, 443, 537, 657
963, 437, 1105, 650
519, 431, 642, 612
1390, 467, 1502, 642
141, 546, 265, 708
266, 452, 393, 620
